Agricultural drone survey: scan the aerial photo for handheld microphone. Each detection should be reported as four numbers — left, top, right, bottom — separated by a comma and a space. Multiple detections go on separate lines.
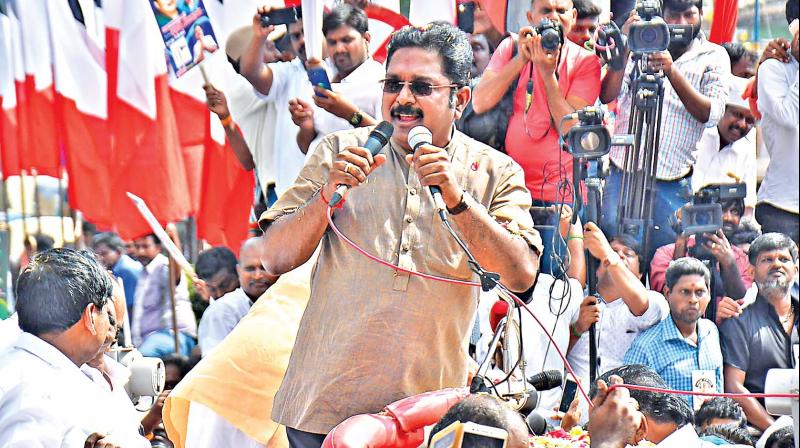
407, 126, 448, 213
329, 121, 394, 207
527, 370, 563, 391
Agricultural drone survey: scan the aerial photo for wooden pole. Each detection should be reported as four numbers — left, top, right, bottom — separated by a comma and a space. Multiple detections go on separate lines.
31, 169, 42, 236
59, 168, 67, 246
167, 255, 180, 354
19, 169, 29, 238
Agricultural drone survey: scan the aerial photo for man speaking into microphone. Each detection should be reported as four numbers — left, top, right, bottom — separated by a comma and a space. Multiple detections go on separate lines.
259, 23, 543, 447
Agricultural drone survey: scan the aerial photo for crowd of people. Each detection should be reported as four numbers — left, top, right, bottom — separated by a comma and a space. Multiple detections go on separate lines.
0, 0, 798, 447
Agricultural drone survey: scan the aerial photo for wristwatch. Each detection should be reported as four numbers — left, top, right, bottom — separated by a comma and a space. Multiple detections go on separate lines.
602, 252, 621, 268
447, 192, 471, 215
348, 110, 363, 127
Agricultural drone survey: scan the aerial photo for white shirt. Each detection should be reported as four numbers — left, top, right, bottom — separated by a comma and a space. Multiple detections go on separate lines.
568, 290, 669, 381
307, 57, 385, 153
80, 355, 143, 436
0, 333, 149, 448
692, 126, 757, 208
256, 58, 315, 195
186, 402, 265, 448
225, 69, 280, 197
477, 275, 583, 412
757, 56, 799, 213
198, 288, 253, 356
0, 313, 21, 352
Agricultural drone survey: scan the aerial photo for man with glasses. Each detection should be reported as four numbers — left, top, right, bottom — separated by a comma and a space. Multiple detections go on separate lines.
472, 0, 601, 275
259, 23, 542, 447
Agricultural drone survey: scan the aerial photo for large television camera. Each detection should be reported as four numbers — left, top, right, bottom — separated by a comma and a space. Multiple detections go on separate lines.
680, 183, 746, 236
628, 0, 693, 54
565, 106, 611, 159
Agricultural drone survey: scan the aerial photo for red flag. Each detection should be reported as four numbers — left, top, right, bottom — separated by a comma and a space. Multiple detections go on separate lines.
708, 0, 738, 44
14, 0, 61, 177
105, 0, 191, 239
47, 0, 113, 227
0, 7, 22, 178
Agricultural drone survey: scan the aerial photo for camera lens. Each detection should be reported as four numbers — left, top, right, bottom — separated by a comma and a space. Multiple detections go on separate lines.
580, 131, 601, 152
541, 29, 561, 51
641, 27, 657, 44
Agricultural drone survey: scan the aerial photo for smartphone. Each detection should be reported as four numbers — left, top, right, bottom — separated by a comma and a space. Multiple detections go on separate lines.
457, 1, 476, 34
559, 377, 579, 413
260, 6, 301, 27
307, 66, 332, 98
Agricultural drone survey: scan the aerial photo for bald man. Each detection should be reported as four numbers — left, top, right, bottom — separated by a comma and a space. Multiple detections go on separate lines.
198, 238, 279, 356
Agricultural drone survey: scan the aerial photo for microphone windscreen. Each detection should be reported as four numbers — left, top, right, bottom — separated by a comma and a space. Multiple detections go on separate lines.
489, 300, 509, 333
527, 370, 563, 391
372, 121, 394, 144
527, 411, 548, 435
407, 125, 432, 151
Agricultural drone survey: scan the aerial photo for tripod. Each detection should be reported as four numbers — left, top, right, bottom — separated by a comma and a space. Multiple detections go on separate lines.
616, 54, 666, 263
573, 157, 605, 383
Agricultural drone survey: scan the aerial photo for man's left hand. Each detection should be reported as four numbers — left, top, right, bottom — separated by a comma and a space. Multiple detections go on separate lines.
703, 229, 736, 268
530, 34, 559, 76
647, 51, 674, 76
204, 84, 230, 120
312, 86, 358, 120
405, 144, 461, 208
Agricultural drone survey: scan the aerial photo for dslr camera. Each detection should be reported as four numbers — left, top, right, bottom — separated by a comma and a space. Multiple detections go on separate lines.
260, 6, 301, 27
628, 0, 694, 54
535, 19, 564, 52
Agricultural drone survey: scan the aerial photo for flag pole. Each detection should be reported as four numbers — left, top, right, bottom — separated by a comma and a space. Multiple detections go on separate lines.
31, 168, 42, 235
167, 254, 180, 354
19, 169, 29, 238
58, 167, 67, 246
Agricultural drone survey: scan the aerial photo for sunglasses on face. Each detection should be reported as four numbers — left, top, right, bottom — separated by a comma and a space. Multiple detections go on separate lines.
380, 79, 458, 96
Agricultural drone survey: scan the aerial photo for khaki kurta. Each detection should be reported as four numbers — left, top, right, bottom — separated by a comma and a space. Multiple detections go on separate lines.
261, 126, 541, 434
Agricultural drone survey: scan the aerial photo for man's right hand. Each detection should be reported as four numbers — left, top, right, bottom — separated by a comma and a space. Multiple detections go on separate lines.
760, 38, 791, 64
252, 6, 276, 40
575, 295, 600, 334
323, 146, 387, 201
84, 433, 121, 448
716, 296, 745, 324
289, 98, 314, 130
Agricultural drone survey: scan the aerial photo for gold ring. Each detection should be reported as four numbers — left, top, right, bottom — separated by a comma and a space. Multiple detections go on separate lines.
344, 162, 353, 174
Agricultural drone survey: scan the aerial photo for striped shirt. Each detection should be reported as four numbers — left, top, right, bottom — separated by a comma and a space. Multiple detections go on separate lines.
610, 33, 731, 180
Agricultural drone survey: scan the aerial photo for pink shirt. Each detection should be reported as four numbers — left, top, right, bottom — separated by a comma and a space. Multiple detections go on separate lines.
485, 36, 601, 202
649, 237, 754, 297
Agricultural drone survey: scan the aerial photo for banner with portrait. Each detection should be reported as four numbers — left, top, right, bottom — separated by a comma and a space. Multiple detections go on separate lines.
150, 0, 219, 77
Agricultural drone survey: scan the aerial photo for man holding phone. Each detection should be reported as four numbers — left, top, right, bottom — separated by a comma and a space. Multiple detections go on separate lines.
290, 4, 385, 154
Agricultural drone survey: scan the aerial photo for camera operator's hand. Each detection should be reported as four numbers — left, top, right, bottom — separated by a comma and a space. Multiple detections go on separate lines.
574, 295, 600, 334
703, 229, 736, 268
530, 33, 559, 76
647, 51, 674, 76
551, 204, 581, 239
324, 146, 387, 201
583, 222, 613, 261
620, 10, 641, 36
759, 38, 791, 64
252, 6, 276, 40
141, 389, 171, 436
716, 296, 745, 325
518, 27, 536, 63
588, 376, 645, 448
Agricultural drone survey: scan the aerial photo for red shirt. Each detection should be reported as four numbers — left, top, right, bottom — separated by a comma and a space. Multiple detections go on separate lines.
485, 36, 601, 202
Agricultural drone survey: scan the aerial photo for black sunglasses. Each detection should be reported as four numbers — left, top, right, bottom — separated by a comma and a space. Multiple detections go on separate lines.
380, 79, 458, 96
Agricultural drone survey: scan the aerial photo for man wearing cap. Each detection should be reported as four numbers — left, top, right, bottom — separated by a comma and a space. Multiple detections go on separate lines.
692, 76, 758, 217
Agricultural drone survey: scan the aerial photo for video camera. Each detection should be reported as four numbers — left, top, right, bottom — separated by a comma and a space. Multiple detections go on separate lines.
628, 0, 693, 54
430, 421, 509, 448
680, 183, 747, 236
565, 106, 611, 159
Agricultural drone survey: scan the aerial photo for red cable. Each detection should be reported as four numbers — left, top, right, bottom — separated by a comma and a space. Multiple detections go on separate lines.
610, 384, 800, 400
325, 207, 800, 410
326, 206, 594, 407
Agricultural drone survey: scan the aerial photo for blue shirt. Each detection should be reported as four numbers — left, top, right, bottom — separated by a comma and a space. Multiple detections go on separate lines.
112, 254, 142, 311
624, 315, 723, 400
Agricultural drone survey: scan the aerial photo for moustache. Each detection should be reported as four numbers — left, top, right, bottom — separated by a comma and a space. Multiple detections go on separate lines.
391, 105, 423, 119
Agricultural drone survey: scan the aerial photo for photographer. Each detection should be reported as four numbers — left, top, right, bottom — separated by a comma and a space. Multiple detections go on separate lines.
650, 197, 753, 322
601, 0, 731, 255
472, 0, 601, 274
